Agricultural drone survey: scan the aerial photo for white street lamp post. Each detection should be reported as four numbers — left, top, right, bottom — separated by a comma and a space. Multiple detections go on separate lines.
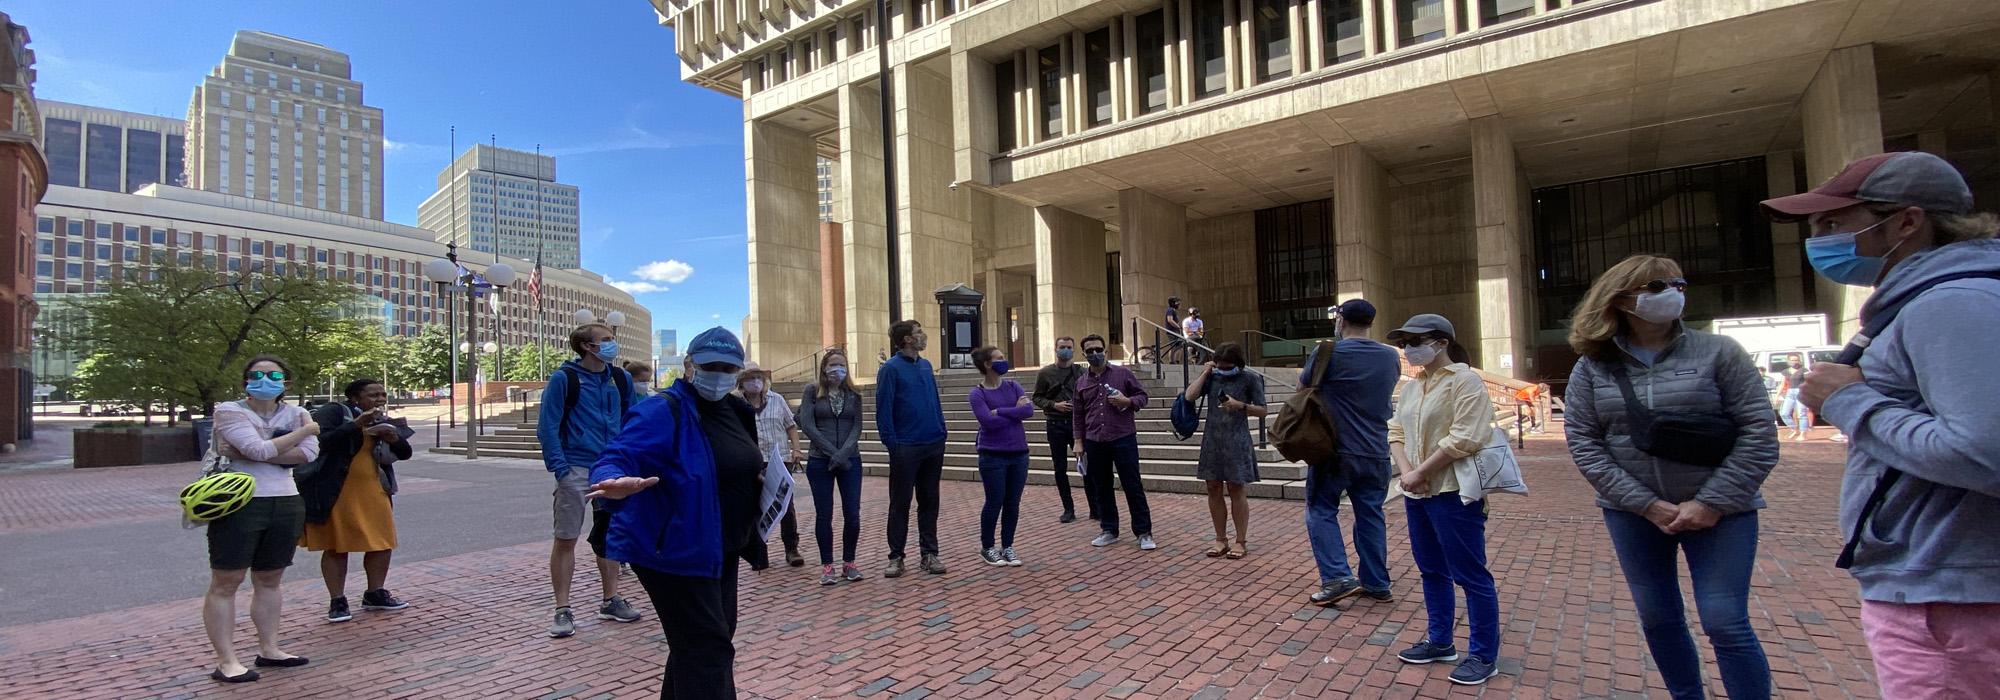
425, 245, 513, 459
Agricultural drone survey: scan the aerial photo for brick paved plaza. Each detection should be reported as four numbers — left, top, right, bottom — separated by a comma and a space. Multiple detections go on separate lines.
0, 436, 1875, 699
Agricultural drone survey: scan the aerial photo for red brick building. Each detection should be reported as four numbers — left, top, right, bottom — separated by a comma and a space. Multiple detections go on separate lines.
0, 12, 44, 448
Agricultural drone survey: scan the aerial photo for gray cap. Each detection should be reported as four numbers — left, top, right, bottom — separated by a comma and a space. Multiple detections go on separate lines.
1386, 314, 1456, 342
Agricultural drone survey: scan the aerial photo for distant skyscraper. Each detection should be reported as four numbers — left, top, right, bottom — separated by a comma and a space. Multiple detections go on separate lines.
816, 155, 840, 223
656, 329, 677, 357
417, 144, 580, 269
38, 100, 185, 193
185, 31, 384, 219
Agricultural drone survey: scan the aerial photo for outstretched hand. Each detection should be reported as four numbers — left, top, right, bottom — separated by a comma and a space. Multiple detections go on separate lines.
587, 476, 660, 500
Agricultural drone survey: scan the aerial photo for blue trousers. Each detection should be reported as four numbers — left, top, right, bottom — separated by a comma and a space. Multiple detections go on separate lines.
1405, 494, 1501, 663
1603, 509, 1769, 700
804, 455, 863, 565
977, 451, 1030, 549
1306, 454, 1391, 591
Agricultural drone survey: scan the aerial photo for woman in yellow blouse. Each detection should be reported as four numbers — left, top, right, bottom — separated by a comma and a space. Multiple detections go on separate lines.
1385, 313, 1502, 686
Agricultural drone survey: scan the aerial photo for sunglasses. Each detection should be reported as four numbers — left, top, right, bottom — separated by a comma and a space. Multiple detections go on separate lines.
247, 370, 287, 381
1634, 278, 1689, 294
1395, 337, 1440, 349
1083, 348, 1106, 355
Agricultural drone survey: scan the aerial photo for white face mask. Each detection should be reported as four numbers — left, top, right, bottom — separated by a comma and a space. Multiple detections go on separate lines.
1404, 342, 1441, 367
1629, 289, 1686, 324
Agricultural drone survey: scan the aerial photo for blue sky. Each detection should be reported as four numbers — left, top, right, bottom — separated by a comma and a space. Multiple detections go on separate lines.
11, 0, 746, 353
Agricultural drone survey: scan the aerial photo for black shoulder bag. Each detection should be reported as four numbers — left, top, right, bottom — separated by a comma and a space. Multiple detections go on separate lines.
1605, 356, 1738, 468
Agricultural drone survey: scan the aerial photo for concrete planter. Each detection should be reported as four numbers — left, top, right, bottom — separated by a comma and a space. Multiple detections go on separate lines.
73, 426, 200, 468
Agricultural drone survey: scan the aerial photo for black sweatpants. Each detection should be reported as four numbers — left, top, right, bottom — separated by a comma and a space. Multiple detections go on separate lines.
633, 555, 743, 700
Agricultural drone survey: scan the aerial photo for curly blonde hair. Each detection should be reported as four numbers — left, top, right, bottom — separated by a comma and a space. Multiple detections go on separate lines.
1567, 255, 1685, 360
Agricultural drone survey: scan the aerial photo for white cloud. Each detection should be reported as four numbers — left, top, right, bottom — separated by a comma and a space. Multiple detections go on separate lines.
609, 280, 669, 294
633, 260, 694, 284
711, 314, 722, 320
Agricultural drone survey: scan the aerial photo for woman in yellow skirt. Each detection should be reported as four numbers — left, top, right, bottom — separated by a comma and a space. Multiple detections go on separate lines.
298, 378, 412, 623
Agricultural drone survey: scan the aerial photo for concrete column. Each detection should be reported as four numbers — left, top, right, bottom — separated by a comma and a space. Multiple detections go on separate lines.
1175, 0, 1195, 106
744, 117, 822, 372
1119, 187, 1189, 343
951, 50, 997, 187
1801, 44, 1883, 341
1331, 143, 1394, 318
1035, 205, 1110, 348
896, 62, 978, 362
838, 82, 892, 378
1764, 151, 1805, 310
1470, 116, 1529, 378
820, 221, 847, 349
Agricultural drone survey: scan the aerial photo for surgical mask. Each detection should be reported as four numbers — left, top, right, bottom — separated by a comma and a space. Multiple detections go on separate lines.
690, 368, 739, 401
826, 367, 848, 382
1055, 348, 1074, 362
1404, 342, 1440, 367
1629, 289, 1686, 324
1085, 351, 1106, 367
246, 377, 286, 401
742, 378, 766, 395
595, 340, 620, 363
1214, 367, 1241, 377
634, 382, 653, 394
990, 360, 1012, 375
1807, 214, 1908, 287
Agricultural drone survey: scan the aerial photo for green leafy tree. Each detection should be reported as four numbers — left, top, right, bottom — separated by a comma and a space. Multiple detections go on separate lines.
388, 323, 453, 391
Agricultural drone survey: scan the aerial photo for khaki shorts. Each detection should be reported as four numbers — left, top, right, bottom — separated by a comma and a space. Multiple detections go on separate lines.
553, 467, 611, 557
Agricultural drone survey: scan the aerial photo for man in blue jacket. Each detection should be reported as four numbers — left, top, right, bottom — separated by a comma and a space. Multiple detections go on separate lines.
877, 319, 949, 578
590, 326, 763, 700
536, 323, 642, 638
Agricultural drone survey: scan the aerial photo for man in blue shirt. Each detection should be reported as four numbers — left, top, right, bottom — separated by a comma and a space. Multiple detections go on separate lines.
876, 319, 949, 578
536, 323, 642, 638
1300, 300, 1404, 606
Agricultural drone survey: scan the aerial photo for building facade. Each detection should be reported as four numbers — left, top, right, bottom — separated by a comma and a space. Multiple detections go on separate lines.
656, 0, 2000, 382
417, 144, 582, 270
185, 31, 385, 219
0, 11, 46, 447
38, 100, 184, 194
33, 184, 651, 383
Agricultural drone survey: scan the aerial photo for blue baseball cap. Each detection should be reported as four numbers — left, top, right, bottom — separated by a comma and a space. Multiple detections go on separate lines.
686, 327, 745, 368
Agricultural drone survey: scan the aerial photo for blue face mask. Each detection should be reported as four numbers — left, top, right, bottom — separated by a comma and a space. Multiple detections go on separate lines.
1055, 347, 1074, 362
689, 368, 738, 401
1806, 215, 1905, 287
826, 366, 848, 382
594, 340, 620, 363
246, 377, 286, 400
990, 360, 1012, 376
1214, 367, 1241, 377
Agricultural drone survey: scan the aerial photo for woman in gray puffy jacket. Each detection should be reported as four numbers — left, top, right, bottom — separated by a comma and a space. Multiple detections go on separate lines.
1563, 254, 1780, 700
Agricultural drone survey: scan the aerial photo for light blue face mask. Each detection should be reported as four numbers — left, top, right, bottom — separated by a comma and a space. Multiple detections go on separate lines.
246, 377, 286, 400
595, 340, 621, 363
1806, 213, 1908, 287
1214, 367, 1241, 377
689, 368, 739, 401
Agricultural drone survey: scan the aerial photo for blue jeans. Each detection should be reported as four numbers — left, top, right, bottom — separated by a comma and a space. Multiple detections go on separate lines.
805, 455, 864, 565
1780, 389, 1810, 429
1306, 454, 1391, 591
1405, 494, 1500, 663
978, 451, 1030, 549
1603, 509, 1769, 700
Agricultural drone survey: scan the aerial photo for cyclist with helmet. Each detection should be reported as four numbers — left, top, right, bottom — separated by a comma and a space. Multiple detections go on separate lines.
201, 355, 320, 683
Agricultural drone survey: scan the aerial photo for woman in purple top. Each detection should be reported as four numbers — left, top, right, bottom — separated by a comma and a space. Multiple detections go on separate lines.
969, 345, 1034, 568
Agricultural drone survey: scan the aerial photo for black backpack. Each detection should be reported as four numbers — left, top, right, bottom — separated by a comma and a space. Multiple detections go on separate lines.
1836, 270, 2000, 570
558, 365, 634, 441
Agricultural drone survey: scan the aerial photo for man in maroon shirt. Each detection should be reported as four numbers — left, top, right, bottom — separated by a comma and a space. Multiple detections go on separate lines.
1071, 334, 1156, 550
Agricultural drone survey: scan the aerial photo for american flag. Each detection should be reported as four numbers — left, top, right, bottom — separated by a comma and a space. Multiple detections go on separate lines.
526, 261, 543, 300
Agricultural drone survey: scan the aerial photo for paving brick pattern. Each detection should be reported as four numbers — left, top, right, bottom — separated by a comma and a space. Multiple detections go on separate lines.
0, 438, 1876, 699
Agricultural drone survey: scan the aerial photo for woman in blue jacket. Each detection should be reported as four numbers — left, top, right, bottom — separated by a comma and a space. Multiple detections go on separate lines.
589, 327, 763, 700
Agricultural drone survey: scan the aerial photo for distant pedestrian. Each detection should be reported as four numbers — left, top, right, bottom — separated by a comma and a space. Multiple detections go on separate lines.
969, 346, 1033, 567
1775, 353, 1811, 441
797, 350, 865, 586
627, 361, 656, 395
203, 355, 320, 683
1564, 254, 1779, 700
876, 320, 950, 577
1303, 300, 1402, 607
298, 378, 413, 624
589, 326, 764, 700
1185, 341, 1266, 558
1182, 307, 1208, 362
1764, 151, 2000, 699
536, 323, 643, 639
1075, 334, 1156, 551
737, 361, 804, 570
1030, 336, 1092, 523
1386, 315, 1503, 686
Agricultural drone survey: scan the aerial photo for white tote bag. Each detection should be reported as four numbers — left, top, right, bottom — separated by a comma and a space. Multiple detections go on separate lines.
755, 451, 795, 541
1453, 427, 1529, 504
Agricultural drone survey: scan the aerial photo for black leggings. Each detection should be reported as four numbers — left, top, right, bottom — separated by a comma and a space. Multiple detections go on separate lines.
633, 560, 740, 700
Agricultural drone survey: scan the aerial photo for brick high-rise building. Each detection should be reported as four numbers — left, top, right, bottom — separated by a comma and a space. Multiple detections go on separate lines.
0, 11, 46, 448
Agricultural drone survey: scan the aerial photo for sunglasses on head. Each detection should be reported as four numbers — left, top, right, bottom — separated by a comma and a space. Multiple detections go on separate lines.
1635, 278, 1688, 294
247, 370, 287, 381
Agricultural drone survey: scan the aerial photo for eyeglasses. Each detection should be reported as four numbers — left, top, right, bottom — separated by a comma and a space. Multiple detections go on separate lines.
247, 370, 287, 381
1634, 278, 1689, 294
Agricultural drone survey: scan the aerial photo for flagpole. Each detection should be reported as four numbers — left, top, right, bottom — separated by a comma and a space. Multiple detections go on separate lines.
535, 144, 547, 378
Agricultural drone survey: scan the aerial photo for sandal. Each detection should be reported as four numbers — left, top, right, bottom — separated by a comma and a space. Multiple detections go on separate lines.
1226, 541, 1247, 559
1205, 541, 1230, 558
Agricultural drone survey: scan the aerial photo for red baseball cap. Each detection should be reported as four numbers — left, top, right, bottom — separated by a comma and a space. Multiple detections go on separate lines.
1760, 152, 1972, 222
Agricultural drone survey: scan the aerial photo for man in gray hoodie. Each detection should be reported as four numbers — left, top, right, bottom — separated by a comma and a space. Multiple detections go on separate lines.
1763, 151, 2000, 698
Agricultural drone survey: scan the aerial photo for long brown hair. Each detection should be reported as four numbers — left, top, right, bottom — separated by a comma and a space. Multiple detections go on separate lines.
1568, 254, 1684, 360
814, 349, 856, 398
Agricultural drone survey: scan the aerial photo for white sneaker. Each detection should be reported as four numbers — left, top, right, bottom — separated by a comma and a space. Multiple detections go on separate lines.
1138, 535, 1158, 551
1091, 533, 1118, 547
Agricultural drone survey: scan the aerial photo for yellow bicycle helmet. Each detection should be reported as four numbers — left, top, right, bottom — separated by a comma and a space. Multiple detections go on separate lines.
179, 472, 256, 523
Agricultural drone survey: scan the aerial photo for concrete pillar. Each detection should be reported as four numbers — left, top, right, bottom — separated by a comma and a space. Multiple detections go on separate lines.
1801, 44, 1883, 341
1470, 116, 1529, 378
838, 82, 892, 378
1035, 205, 1110, 349
951, 50, 997, 187
1331, 143, 1394, 319
1764, 151, 1806, 310
1119, 187, 1189, 344
895, 62, 977, 362
820, 221, 846, 349
744, 117, 822, 372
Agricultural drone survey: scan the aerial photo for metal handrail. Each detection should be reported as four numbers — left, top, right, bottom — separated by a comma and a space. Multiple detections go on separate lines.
1131, 315, 1284, 448
767, 344, 844, 383
1240, 328, 1315, 365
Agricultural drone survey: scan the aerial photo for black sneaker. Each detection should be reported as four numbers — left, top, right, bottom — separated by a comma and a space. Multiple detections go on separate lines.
1449, 656, 1498, 685
1360, 586, 1395, 603
1059, 510, 1076, 524
981, 548, 1007, 566
326, 596, 352, 623
1398, 641, 1460, 665
361, 588, 408, 611
1309, 579, 1363, 606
